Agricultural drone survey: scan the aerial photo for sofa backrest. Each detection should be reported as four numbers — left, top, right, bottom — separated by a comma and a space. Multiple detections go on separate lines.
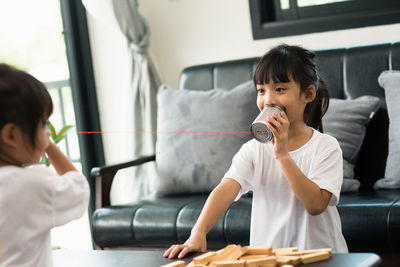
179, 41, 400, 191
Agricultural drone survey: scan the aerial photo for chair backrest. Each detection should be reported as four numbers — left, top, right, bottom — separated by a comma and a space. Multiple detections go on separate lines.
179, 42, 400, 190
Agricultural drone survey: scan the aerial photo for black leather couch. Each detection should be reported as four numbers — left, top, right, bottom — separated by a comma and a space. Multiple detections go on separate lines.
91, 41, 400, 263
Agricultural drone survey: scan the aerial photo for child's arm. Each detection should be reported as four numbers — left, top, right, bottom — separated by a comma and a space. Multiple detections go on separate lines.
45, 142, 77, 175
268, 112, 332, 215
164, 178, 241, 259
278, 156, 332, 215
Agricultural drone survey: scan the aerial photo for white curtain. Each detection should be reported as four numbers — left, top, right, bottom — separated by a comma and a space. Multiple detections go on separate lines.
82, 0, 161, 202
112, 0, 161, 202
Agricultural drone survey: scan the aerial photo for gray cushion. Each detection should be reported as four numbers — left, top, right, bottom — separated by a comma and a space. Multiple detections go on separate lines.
155, 82, 380, 195
323, 96, 381, 192
155, 80, 259, 196
374, 71, 400, 189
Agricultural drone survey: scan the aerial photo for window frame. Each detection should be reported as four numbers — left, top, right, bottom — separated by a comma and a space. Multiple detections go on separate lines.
60, 0, 105, 221
249, 0, 400, 39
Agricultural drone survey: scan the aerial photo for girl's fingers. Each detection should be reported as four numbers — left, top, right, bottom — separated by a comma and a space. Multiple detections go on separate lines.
272, 113, 283, 124
276, 112, 289, 126
169, 245, 185, 259
178, 246, 192, 258
267, 122, 278, 135
267, 117, 280, 132
163, 245, 175, 257
269, 113, 289, 130
268, 113, 289, 139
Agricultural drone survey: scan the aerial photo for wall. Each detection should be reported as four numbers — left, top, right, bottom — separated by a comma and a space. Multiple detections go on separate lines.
138, 0, 400, 88
85, 0, 400, 203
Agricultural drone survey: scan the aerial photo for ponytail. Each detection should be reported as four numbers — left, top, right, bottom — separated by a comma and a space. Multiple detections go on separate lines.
304, 73, 329, 132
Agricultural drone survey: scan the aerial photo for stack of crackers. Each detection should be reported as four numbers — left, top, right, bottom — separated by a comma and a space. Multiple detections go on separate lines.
161, 244, 332, 267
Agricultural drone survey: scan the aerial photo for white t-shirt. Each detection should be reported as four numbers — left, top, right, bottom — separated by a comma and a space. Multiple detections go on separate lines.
224, 128, 348, 253
0, 165, 90, 267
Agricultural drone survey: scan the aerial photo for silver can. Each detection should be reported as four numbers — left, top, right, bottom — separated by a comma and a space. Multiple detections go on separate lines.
250, 104, 285, 143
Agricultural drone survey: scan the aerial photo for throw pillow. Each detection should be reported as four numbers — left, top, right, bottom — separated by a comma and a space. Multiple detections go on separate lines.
155, 80, 259, 196
323, 96, 381, 192
374, 71, 400, 189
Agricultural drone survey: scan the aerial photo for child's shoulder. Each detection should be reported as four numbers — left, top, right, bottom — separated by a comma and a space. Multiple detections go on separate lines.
0, 165, 54, 185
311, 128, 341, 150
239, 138, 275, 159
242, 138, 268, 151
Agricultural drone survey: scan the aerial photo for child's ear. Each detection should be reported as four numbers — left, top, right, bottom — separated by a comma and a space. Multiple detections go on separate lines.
304, 85, 316, 103
0, 123, 20, 148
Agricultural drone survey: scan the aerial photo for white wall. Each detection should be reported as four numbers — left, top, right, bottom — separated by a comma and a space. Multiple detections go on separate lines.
138, 0, 400, 88
85, 0, 399, 200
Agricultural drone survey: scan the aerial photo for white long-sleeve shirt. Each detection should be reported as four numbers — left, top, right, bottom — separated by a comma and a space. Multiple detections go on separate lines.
0, 165, 90, 267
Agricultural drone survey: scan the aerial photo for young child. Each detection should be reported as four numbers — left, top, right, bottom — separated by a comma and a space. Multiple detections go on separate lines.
164, 44, 348, 259
0, 64, 90, 267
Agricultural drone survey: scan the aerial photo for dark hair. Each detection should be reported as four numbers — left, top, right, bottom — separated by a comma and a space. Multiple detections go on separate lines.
253, 44, 329, 132
0, 63, 53, 147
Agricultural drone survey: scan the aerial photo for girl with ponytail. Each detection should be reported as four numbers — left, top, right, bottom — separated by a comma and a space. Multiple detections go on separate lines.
165, 44, 348, 259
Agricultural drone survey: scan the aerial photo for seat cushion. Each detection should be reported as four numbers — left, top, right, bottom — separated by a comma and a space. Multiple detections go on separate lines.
92, 190, 400, 251
92, 194, 250, 249
338, 190, 400, 251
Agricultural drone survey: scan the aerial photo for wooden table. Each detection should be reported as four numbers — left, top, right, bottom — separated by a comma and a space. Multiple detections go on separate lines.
52, 249, 381, 267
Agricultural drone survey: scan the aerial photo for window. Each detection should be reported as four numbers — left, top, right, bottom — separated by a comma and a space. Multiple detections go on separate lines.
249, 0, 400, 39
0, 0, 104, 249
0, 1, 78, 165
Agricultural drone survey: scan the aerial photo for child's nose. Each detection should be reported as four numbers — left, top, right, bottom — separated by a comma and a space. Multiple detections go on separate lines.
265, 93, 276, 105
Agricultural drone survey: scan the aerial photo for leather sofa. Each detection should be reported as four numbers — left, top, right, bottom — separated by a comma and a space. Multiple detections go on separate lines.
91, 41, 400, 262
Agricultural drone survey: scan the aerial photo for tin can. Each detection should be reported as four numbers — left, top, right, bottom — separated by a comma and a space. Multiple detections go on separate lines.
250, 104, 285, 143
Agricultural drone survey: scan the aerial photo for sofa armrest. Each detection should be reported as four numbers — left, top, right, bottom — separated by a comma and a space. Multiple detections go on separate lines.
91, 154, 156, 209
